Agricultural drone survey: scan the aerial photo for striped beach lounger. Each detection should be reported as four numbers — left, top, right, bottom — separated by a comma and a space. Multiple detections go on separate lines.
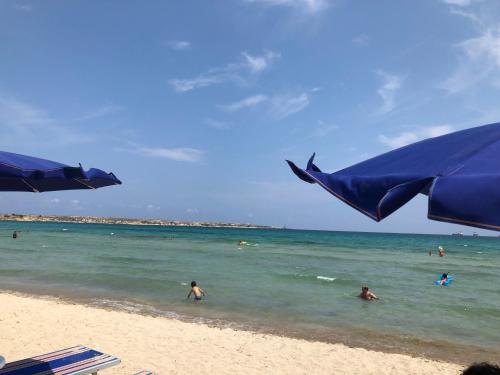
0, 345, 120, 375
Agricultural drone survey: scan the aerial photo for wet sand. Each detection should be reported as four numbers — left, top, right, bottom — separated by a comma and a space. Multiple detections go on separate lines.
0, 292, 464, 374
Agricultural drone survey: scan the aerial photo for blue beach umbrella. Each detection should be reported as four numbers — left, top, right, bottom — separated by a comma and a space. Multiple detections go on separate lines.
0, 150, 120, 192
287, 122, 500, 232
0, 150, 120, 369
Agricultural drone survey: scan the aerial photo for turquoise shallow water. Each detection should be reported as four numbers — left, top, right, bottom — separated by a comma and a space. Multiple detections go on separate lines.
0, 221, 499, 363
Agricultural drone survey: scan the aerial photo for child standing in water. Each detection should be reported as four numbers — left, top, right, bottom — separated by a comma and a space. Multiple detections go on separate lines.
187, 281, 206, 301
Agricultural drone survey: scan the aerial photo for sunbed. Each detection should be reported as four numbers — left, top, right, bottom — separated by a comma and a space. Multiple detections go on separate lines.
0, 345, 120, 375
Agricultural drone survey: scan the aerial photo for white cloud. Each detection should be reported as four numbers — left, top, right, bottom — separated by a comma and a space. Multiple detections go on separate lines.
311, 121, 338, 137
378, 125, 454, 149
376, 71, 403, 114
204, 118, 231, 129
449, 7, 481, 24
169, 50, 279, 93
378, 132, 419, 149
245, 0, 329, 13
13, 4, 32, 11
422, 125, 453, 137
242, 51, 280, 73
269, 92, 310, 119
220, 95, 268, 112
76, 105, 123, 121
186, 208, 199, 213
352, 34, 369, 46
69, 199, 83, 210
50, 198, 61, 204
168, 40, 191, 50
135, 146, 203, 162
168, 75, 220, 92
0, 95, 92, 147
443, 28, 500, 93
220, 92, 310, 119
442, 0, 473, 6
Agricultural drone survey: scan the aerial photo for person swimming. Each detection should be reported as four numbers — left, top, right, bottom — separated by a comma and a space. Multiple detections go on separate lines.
438, 245, 445, 257
358, 285, 378, 300
439, 273, 448, 285
187, 281, 205, 301
238, 240, 248, 246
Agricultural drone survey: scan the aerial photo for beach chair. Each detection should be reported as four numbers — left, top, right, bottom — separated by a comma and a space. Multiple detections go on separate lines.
0, 345, 120, 375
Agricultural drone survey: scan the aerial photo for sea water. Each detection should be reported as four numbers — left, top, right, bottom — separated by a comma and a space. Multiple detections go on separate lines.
0, 221, 499, 363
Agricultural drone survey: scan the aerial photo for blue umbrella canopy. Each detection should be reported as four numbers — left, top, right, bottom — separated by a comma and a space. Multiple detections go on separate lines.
287, 122, 500, 231
0, 150, 121, 192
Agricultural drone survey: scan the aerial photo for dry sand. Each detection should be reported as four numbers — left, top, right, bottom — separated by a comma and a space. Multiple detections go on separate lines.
0, 292, 464, 374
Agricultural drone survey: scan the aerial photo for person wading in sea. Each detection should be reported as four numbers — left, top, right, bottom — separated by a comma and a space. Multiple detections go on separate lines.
358, 285, 378, 300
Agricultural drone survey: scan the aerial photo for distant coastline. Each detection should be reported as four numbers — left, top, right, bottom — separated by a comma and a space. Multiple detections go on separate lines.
0, 213, 273, 229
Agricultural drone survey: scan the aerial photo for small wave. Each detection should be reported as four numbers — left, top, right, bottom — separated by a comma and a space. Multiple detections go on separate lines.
62, 228, 68, 231
90, 298, 181, 319
317, 276, 336, 282
294, 273, 308, 278
476, 251, 483, 254
181, 282, 188, 286
463, 245, 468, 247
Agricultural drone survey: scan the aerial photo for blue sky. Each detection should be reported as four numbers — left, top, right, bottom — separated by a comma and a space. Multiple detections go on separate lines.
1, 0, 500, 234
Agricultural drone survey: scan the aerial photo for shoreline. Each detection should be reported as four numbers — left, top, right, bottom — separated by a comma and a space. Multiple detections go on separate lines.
1, 285, 498, 367
0, 291, 464, 374
0, 285, 497, 367
0, 214, 274, 229
1, 214, 495, 237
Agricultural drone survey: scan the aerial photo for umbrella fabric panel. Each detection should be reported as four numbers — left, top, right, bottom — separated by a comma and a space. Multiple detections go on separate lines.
0, 151, 120, 192
287, 122, 500, 231
0, 151, 67, 171
335, 123, 500, 177
429, 175, 500, 230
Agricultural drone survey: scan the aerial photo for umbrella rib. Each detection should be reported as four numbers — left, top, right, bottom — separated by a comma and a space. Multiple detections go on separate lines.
21, 179, 39, 193
74, 178, 95, 189
428, 213, 500, 231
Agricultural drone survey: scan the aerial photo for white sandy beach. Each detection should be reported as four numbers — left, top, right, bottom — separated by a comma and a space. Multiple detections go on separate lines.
0, 292, 464, 375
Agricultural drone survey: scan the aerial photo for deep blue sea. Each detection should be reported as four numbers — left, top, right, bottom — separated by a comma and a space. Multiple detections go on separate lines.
0, 221, 499, 363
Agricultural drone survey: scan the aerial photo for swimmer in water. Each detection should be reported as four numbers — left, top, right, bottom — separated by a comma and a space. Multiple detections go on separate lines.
358, 285, 378, 300
438, 245, 445, 257
12, 231, 18, 239
439, 273, 449, 285
187, 281, 205, 301
238, 240, 248, 246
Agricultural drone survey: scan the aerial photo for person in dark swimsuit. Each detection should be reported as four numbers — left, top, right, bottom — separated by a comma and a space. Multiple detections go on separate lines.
187, 281, 205, 301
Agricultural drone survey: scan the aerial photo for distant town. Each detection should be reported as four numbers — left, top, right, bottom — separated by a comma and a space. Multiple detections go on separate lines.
0, 213, 273, 229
